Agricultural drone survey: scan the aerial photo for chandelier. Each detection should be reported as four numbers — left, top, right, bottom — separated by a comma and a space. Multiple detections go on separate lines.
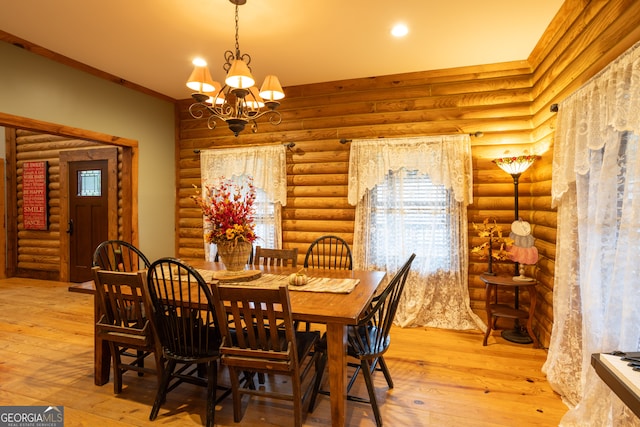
186, 0, 285, 137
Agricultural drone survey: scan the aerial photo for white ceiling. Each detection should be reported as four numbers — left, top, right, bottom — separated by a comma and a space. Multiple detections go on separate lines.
0, 0, 564, 100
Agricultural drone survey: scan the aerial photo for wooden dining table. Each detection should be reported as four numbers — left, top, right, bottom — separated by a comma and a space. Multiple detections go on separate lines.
70, 261, 387, 427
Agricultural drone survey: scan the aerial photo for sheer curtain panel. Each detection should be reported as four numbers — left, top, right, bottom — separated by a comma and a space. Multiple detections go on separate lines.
349, 135, 484, 330
199, 146, 287, 260
543, 40, 640, 426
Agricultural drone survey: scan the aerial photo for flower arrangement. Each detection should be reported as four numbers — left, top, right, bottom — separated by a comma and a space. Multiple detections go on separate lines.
192, 177, 258, 245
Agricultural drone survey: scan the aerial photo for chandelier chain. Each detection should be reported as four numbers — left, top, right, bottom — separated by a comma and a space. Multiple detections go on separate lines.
234, 3, 240, 58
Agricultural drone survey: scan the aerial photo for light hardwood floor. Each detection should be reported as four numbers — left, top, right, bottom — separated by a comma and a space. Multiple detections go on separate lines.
0, 278, 568, 426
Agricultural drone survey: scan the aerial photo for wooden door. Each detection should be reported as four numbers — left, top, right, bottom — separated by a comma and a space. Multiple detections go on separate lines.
60, 147, 118, 283
68, 160, 109, 282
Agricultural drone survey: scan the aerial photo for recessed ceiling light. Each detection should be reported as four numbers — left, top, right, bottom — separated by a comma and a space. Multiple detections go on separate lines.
391, 23, 409, 38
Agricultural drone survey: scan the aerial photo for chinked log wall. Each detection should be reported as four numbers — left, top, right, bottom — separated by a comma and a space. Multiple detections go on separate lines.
10, 129, 127, 278
178, 0, 638, 349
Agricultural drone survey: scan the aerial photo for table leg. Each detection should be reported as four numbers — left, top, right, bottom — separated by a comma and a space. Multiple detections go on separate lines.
325, 322, 347, 427
483, 284, 493, 346
93, 293, 110, 385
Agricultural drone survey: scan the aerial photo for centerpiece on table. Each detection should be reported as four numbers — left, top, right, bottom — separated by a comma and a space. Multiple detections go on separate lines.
192, 177, 257, 271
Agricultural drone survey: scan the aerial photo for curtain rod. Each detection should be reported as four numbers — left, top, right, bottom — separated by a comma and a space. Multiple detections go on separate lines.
193, 142, 295, 153
340, 132, 485, 144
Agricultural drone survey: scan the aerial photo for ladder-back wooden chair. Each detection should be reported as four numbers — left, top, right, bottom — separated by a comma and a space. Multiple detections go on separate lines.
92, 267, 164, 394
254, 246, 298, 267
211, 283, 324, 427
310, 253, 416, 427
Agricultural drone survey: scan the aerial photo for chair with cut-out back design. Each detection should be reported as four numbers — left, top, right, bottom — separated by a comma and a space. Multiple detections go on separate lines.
210, 283, 324, 427
303, 235, 353, 270
92, 267, 164, 394
309, 253, 416, 427
254, 246, 298, 267
93, 240, 151, 272
146, 257, 228, 427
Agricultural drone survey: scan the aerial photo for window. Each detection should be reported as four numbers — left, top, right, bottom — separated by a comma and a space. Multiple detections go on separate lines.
252, 186, 277, 248
199, 145, 286, 260
78, 169, 101, 196
368, 169, 451, 271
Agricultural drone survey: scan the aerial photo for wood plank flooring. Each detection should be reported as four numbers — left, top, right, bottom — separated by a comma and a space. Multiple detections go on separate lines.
0, 278, 568, 426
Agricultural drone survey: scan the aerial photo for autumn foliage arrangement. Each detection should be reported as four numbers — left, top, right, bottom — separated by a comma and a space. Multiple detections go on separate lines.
192, 177, 258, 246
471, 218, 514, 274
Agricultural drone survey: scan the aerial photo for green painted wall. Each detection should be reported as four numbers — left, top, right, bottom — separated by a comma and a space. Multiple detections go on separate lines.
0, 41, 175, 262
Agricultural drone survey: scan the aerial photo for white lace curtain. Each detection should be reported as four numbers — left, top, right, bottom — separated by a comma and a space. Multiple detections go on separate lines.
543, 40, 640, 426
349, 135, 485, 330
199, 145, 287, 259
200, 145, 287, 204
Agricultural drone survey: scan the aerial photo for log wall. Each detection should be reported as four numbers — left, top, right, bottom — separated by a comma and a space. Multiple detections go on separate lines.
8, 129, 128, 279
171, 0, 640, 349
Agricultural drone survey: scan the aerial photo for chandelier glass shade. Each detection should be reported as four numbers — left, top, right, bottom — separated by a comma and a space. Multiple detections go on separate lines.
186, 0, 284, 136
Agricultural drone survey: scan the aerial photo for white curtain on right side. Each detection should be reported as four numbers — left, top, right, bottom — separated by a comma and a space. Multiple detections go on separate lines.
543, 40, 640, 426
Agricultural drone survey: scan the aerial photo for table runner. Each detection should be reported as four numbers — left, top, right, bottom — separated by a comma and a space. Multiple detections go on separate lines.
196, 269, 359, 294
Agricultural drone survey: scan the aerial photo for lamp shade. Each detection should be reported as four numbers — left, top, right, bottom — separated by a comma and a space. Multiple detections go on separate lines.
259, 75, 285, 101
493, 155, 537, 176
225, 59, 255, 89
245, 87, 265, 109
186, 65, 218, 93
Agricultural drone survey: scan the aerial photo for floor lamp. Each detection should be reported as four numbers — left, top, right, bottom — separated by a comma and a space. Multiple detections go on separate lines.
492, 155, 537, 344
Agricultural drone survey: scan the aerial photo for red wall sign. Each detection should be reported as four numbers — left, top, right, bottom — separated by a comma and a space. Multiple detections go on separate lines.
23, 161, 48, 230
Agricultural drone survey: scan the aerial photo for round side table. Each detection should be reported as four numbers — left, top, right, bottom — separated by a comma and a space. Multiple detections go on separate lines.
480, 273, 540, 348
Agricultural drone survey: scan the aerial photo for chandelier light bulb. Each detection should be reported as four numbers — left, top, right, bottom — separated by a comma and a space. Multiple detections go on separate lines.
225, 59, 255, 89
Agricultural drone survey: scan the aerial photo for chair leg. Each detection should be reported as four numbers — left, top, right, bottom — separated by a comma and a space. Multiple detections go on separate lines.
308, 349, 327, 412
137, 350, 145, 376
205, 361, 217, 427
229, 367, 243, 423
346, 361, 362, 393
110, 343, 123, 394
150, 359, 176, 421
292, 375, 303, 427
376, 356, 393, 389
360, 359, 383, 427
154, 352, 165, 386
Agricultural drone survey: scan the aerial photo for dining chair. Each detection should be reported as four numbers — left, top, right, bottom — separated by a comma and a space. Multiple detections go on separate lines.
210, 283, 324, 427
146, 257, 227, 427
303, 235, 353, 270
309, 253, 416, 427
92, 267, 164, 394
254, 246, 298, 267
302, 235, 353, 331
93, 240, 151, 272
